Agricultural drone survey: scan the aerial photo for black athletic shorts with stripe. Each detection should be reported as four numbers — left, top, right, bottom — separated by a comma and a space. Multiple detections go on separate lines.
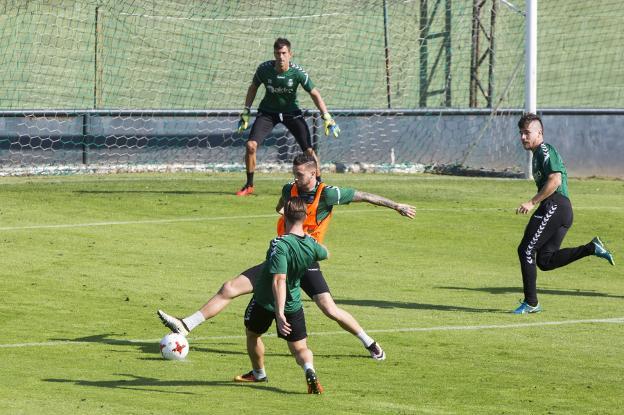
244, 297, 307, 342
248, 110, 312, 151
241, 262, 330, 298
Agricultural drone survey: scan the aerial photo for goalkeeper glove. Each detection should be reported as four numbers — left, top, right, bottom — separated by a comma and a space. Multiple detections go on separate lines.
237, 107, 250, 133
322, 113, 340, 138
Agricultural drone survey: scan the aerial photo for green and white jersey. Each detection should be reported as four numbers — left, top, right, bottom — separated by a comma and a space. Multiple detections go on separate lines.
254, 234, 328, 313
532, 142, 569, 198
281, 182, 356, 223
253, 60, 315, 113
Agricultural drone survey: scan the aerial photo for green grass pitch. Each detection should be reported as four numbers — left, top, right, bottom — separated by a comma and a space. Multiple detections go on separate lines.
1, 173, 622, 414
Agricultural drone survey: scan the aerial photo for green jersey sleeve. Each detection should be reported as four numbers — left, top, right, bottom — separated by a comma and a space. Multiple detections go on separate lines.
322, 185, 356, 206
252, 61, 271, 87
292, 63, 314, 93
281, 183, 293, 201
315, 241, 328, 262
268, 239, 288, 275
544, 147, 565, 175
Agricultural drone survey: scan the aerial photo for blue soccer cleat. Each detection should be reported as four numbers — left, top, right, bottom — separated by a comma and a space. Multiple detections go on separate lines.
592, 237, 615, 266
513, 301, 542, 314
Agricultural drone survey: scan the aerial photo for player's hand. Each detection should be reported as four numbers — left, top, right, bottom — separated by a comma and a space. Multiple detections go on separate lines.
396, 203, 416, 219
516, 200, 535, 214
322, 113, 340, 138
276, 313, 291, 336
237, 107, 250, 133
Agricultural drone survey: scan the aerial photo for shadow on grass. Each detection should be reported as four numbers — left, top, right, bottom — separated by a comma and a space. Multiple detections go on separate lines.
333, 299, 506, 313
438, 286, 624, 300
73, 190, 237, 196
48, 334, 246, 356
44, 373, 297, 395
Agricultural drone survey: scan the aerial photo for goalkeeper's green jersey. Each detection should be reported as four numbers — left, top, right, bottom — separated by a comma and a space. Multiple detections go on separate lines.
254, 233, 328, 313
252, 60, 315, 113
532, 142, 569, 198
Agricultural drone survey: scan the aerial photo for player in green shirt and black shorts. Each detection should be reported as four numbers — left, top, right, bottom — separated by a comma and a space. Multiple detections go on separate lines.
235, 37, 340, 196
236, 197, 329, 394
514, 113, 615, 314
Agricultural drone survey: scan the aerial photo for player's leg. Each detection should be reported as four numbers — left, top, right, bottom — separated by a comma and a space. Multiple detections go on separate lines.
516, 196, 567, 313
235, 298, 271, 382
536, 196, 613, 268
281, 308, 323, 394
237, 112, 276, 195
301, 265, 386, 360
157, 263, 262, 335
283, 112, 321, 179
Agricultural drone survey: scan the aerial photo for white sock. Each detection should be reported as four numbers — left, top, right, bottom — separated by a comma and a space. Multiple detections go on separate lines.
357, 331, 374, 348
303, 362, 314, 373
253, 368, 266, 379
182, 311, 205, 332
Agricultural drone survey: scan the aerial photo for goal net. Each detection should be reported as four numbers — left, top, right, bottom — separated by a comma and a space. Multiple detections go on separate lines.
0, 1, 621, 176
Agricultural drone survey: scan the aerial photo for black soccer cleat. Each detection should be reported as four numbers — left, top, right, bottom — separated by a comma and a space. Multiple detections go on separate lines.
305, 369, 324, 394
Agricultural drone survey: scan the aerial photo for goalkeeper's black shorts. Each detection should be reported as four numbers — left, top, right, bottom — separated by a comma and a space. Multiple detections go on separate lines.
248, 110, 313, 151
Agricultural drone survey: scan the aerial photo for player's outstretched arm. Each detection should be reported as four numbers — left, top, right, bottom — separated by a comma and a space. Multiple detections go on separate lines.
309, 88, 340, 137
352, 191, 416, 219
237, 83, 259, 133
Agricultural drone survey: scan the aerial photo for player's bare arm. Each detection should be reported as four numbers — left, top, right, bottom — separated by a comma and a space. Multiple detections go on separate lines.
308, 88, 329, 115
272, 273, 291, 336
516, 172, 561, 214
352, 191, 416, 218
243, 83, 259, 108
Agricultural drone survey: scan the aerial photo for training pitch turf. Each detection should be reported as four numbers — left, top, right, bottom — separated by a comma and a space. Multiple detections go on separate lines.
1, 173, 622, 414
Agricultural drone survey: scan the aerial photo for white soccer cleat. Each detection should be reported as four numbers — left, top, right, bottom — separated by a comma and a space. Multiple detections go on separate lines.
157, 309, 190, 336
367, 341, 386, 361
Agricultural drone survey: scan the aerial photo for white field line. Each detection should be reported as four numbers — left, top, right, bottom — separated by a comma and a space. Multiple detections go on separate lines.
1, 206, 620, 231
0, 209, 384, 231
2, 317, 623, 349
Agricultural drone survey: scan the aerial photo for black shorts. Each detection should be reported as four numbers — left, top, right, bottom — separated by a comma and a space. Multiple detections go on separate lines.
242, 261, 330, 298
244, 297, 307, 342
248, 110, 312, 151
300, 262, 330, 298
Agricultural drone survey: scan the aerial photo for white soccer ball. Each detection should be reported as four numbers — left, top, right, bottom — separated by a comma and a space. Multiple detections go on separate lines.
159, 333, 189, 360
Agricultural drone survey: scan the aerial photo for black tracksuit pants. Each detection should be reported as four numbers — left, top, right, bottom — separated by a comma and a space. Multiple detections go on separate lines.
517, 192, 594, 306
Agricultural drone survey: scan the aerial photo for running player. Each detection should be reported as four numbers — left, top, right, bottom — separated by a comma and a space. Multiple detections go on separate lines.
514, 113, 615, 314
158, 153, 416, 360
235, 37, 340, 196
235, 197, 328, 394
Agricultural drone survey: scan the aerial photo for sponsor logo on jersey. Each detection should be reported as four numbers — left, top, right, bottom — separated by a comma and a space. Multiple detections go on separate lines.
267, 85, 294, 94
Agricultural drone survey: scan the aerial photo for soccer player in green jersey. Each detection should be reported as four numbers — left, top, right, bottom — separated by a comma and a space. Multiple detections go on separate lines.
514, 113, 615, 314
235, 37, 340, 196
234, 197, 328, 393
158, 154, 415, 360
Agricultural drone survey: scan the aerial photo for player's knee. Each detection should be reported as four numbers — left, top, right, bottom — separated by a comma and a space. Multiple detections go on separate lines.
536, 254, 555, 271
518, 243, 535, 264
315, 295, 340, 320
219, 280, 242, 299
304, 147, 315, 156
245, 140, 257, 154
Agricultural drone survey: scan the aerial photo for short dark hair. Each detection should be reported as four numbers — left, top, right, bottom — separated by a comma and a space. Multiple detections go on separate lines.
518, 113, 544, 132
274, 37, 291, 50
284, 197, 307, 223
292, 153, 317, 169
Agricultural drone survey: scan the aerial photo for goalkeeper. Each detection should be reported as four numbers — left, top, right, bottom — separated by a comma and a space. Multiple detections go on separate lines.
235, 37, 340, 196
